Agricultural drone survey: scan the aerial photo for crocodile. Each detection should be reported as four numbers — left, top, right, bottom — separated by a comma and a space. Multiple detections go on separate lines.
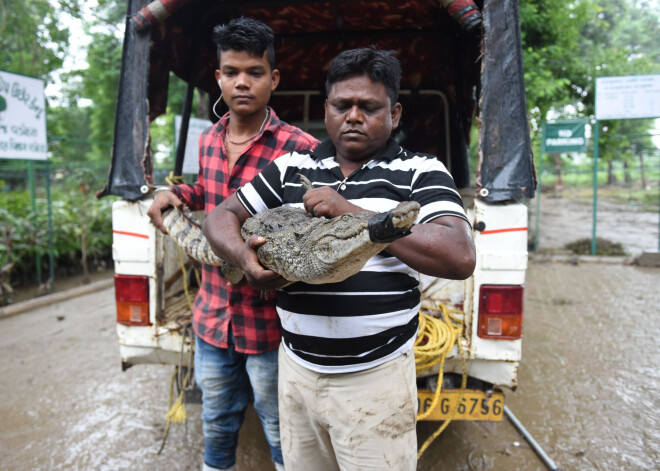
162, 180, 419, 284
162, 206, 244, 284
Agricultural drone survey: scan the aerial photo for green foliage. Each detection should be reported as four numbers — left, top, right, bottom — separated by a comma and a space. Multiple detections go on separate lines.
0, 202, 49, 304
0, 0, 82, 78
80, 31, 122, 159
520, 0, 660, 173
49, 165, 114, 256
0, 206, 48, 268
0, 162, 115, 302
74, 1, 125, 160
47, 105, 94, 163
520, 0, 598, 127
521, 0, 660, 123
597, 118, 658, 165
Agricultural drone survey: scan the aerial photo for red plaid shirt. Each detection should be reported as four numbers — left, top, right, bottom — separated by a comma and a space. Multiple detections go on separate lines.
172, 107, 318, 354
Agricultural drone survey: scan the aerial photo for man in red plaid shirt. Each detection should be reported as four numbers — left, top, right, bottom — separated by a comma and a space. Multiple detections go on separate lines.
148, 17, 317, 471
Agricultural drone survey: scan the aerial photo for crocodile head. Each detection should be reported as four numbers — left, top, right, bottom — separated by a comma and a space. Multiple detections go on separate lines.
308, 201, 420, 267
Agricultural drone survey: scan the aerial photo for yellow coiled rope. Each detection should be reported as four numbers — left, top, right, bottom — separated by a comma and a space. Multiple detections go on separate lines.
165, 172, 184, 186
414, 303, 468, 460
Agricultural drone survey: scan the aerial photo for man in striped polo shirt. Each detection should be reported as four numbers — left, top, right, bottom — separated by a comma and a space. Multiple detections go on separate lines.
203, 47, 476, 470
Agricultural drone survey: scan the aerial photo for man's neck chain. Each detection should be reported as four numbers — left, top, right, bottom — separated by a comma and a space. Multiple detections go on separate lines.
225, 109, 270, 145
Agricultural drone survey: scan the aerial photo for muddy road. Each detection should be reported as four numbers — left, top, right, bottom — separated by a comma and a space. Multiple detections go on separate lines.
529, 193, 659, 257
1, 258, 658, 470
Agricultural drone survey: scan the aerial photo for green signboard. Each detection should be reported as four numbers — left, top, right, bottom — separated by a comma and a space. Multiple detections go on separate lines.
542, 119, 588, 153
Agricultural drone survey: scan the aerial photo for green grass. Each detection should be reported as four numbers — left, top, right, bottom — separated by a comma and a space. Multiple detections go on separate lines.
537, 163, 660, 212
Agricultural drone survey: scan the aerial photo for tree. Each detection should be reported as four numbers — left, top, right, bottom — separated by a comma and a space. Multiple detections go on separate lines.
520, 0, 660, 189
0, 0, 82, 78
519, 0, 598, 131
1, 1, 89, 162
521, 0, 660, 122
47, 103, 93, 163
66, 0, 126, 161
578, 0, 660, 186
72, 0, 191, 168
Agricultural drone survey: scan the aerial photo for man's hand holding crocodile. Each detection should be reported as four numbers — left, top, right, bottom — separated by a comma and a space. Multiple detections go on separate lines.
147, 189, 184, 234
302, 186, 368, 218
203, 193, 289, 291
239, 235, 289, 290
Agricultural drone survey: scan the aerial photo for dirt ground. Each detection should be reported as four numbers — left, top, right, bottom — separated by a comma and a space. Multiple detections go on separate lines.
529, 190, 659, 257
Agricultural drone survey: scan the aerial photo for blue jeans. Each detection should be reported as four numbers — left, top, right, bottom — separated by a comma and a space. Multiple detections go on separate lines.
194, 330, 282, 469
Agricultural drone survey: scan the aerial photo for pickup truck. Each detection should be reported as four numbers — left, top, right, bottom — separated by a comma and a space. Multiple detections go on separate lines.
100, 0, 535, 424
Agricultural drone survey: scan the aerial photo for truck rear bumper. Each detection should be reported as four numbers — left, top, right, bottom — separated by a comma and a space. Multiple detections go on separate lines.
417, 359, 518, 390
119, 344, 192, 370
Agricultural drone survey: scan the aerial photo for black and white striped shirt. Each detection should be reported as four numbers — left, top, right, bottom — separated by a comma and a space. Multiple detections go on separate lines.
236, 138, 469, 373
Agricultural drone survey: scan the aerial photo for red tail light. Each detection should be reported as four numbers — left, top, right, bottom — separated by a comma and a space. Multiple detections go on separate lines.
114, 274, 150, 326
477, 285, 523, 339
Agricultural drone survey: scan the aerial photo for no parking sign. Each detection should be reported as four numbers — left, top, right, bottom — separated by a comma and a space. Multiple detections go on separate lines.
542, 120, 588, 154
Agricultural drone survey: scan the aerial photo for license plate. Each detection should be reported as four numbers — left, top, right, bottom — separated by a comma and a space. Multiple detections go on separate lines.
417, 388, 504, 421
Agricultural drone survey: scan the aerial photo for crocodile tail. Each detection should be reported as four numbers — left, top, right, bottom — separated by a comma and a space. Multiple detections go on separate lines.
162, 207, 244, 284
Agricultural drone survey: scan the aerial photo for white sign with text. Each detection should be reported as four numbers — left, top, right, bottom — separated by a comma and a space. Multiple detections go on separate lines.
595, 75, 660, 120
174, 115, 212, 175
0, 70, 48, 160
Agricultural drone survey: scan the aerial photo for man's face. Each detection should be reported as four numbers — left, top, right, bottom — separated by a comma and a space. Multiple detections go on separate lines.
215, 50, 279, 117
324, 74, 402, 163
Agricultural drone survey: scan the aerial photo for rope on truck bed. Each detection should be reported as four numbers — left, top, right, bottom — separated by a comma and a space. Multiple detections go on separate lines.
157, 321, 195, 456
414, 303, 468, 460
158, 219, 199, 455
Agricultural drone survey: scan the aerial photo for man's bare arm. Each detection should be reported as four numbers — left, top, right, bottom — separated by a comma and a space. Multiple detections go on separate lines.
303, 186, 475, 280
386, 216, 476, 280
202, 193, 288, 290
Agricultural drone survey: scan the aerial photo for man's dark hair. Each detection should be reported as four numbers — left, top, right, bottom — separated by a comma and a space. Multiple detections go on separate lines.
212, 17, 275, 70
325, 47, 402, 105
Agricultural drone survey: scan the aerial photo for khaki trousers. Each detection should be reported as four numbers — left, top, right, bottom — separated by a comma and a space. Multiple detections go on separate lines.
278, 345, 417, 471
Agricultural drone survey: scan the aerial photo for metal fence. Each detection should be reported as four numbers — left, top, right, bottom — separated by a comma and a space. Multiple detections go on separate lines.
537, 154, 660, 196
531, 152, 660, 254
0, 158, 114, 297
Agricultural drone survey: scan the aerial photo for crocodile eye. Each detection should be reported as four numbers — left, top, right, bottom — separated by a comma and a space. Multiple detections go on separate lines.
341, 215, 351, 221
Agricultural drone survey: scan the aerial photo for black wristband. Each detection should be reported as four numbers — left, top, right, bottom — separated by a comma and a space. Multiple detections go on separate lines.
368, 211, 411, 243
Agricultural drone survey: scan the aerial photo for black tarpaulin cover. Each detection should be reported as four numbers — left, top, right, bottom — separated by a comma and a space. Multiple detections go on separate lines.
476, 0, 536, 202
96, 0, 151, 201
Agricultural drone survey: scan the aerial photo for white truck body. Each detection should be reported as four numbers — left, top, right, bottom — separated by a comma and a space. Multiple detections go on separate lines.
105, 0, 535, 421
112, 197, 527, 389
112, 198, 194, 369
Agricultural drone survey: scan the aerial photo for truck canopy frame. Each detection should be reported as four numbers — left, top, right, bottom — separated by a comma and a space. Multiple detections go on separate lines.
99, 0, 535, 203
